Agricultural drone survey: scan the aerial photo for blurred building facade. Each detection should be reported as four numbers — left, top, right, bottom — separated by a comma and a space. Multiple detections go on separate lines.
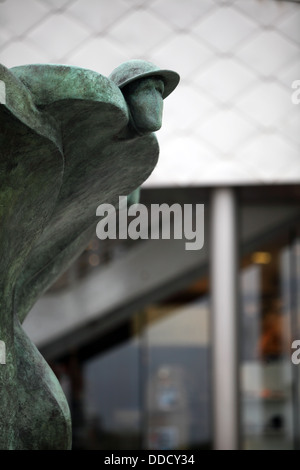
1, 0, 300, 450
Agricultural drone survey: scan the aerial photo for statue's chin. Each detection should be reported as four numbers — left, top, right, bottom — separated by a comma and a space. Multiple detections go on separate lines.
133, 121, 162, 136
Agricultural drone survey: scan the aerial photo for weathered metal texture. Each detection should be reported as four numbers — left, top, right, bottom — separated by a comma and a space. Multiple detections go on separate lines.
108, 59, 180, 99
0, 61, 179, 449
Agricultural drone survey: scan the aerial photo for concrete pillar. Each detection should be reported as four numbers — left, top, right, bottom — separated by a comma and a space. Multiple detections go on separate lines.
210, 187, 240, 450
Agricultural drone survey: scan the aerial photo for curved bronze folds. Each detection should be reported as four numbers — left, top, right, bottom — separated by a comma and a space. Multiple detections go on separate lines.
0, 61, 179, 449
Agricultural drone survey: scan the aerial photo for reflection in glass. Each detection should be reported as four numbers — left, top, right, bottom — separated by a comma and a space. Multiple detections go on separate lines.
142, 298, 211, 450
241, 237, 294, 450
78, 289, 212, 450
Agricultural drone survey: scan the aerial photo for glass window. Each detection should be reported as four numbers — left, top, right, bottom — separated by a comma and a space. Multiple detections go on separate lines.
63, 279, 212, 450
140, 294, 211, 450
83, 338, 141, 450
240, 232, 299, 449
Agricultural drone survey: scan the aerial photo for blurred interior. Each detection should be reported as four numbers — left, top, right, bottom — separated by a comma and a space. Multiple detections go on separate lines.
0, 0, 299, 450
23, 185, 300, 450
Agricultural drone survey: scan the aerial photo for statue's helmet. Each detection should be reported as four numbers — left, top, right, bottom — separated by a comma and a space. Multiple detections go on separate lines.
109, 59, 180, 99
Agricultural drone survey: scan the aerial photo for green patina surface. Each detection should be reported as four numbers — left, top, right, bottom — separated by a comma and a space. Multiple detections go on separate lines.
0, 61, 178, 449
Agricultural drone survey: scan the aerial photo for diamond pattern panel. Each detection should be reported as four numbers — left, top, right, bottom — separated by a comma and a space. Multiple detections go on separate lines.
235, 0, 293, 26
236, 81, 294, 128
278, 9, 300, 45
66, 36, 129, 76
68, 0, 130, 32
236, 30, 299, 77
150, 33, 213, 79
0, 28, 11, 47
150, 137, 220, 185
282, 110, 300, 147
238, 133, 300, 182
162, 84, 217, 132
123, 0, 149, 6
197, 109, 257, 154
26, 13, 90, 60
192, 6, 258, 53
278, 60, 300, 89
0, 0, 299, 186
108, 10, 173, 56
195, 58, 257, 103
38, 0, 72, 9
150, 0, 214, 30
0, 40, 49, 68
0, 0, 49, 35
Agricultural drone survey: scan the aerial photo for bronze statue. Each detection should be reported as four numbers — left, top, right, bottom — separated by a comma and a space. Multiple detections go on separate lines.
0, 60, 179, 449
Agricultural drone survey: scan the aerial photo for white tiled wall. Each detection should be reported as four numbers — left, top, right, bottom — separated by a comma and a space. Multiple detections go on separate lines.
0, 0, 299, 186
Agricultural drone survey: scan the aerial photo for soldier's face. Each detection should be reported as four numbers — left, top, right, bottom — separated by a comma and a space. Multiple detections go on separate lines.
123, 77, 164, 135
